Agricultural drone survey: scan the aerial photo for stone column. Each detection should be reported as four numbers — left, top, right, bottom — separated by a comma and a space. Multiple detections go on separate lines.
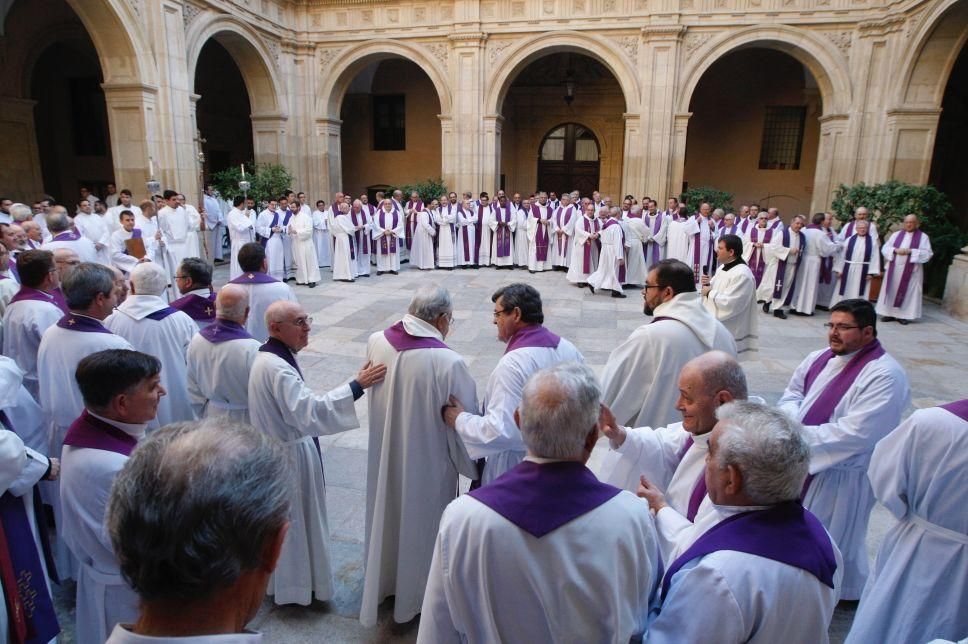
622, 113, 644, 198
316, 117, 342, 197
482, 114, 504, 193
883, 108, 943, 184
942, 247, 968, 321
439, 114, 457, 193
101, 82, 160, 200
448, 32, 487, 191
811, 114, 850, 213
0, 97, 43, 201
670, 113, 691, 197
250, 114, 289, 166
640, 25, 686, 200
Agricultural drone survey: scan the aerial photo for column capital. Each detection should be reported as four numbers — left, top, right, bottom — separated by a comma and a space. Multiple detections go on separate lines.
641, 25, 686, 40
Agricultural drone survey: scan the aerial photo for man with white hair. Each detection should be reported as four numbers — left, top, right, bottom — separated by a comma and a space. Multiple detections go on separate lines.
186, 285, 260, 424
765, 214, 807, 320
248, 300, 386, 606
830, 219, 879, 306
371, 199, 405, 275
876, 214, 933, 324
169, 258, 216, 329
838, 206, 879, 243
419, 362, 661, 643
361, 286, 477, 627
331, 202, 357, 282
227, 243, 297, 342
22, 220, 44, 249
645, 401, 842, 643
104, 262, 197, 428
288, 200, 320, 287
587, 206, 628, 298
43, 208, 97, 263
443, 283, 584, 484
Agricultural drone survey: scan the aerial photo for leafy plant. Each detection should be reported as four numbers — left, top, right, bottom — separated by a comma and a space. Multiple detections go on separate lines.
209, 162, 295, 207
831, 180, 967, 297
680, 186, 734, 214
391, 178, 448, 203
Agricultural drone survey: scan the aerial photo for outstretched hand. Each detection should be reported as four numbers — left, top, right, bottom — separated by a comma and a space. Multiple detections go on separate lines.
441, 394, 465, 429
636, 475, 668, 514
598, 404, 626, 447
355, 361, 387, 389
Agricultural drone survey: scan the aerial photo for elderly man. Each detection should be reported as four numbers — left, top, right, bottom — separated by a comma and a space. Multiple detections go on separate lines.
226, 196, 256, 280
602, 259, 736, 429
170, 257, 217, 329
104, 262, 197, 428
701, 235, 758, 355
227, 243, 297, 342
839, 205, 879, 242
22, 220, 44, 249
587, 206, 628, 298
248, 300, 385, 606
361, 286, 477, 627
419, 363, 661, 643
289, 200, 320, 287
778, 298, 909, 599
645, 401, 842, 643
186, 285, 260, 423
550, 194, 575, 271
443, 283, 584, 484
790, 212, 842, 316
600, 351, 751, 560
844, 399, 968, 644
372, 199, 404, 275
565, 201, 601, 286
331, 202, 357, 282
61, 349, 164, 644
105, 420, 290, 642
527, 192, 553, 272
765, 206, 785, 232
876, 214, 933, 324
830, 219, 879, 306
433, 196, 459, 269
766, 214, 807, 319
43, 207, 98, 263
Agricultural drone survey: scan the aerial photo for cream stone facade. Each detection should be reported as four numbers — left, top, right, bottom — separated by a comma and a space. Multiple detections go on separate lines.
1, 0, 966, 219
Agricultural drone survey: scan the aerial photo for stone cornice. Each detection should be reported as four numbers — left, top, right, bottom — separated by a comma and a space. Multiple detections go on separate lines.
448, 32, 488, 43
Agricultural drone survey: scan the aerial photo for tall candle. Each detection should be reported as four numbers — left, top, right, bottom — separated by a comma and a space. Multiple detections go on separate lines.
241, 164, 246, 178
149, 157, 154, 178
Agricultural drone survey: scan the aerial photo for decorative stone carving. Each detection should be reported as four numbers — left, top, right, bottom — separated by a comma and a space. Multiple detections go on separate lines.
511, 1, 525, 17
617, 36, 639, 62
441, 5, 453, 20
483, 2, 496, 18
128, 0, 143, 17
265, 39, 280, 63
182, 2, 200, 26
543, 0, 556, 15
388, 8, 399, 23
336, 11, 347, 26
362, 9, 373, 24
823, 31, 853, 58
488, 40, 513, 64
574, 0, 586, 13
318, 47, 345, 73
426, 41, 449, 65
415, 6, 427, 22
603, 0, 617, 12
683, 31, 707, 59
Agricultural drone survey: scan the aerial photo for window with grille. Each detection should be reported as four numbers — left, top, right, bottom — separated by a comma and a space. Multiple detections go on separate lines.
758, 106, 806, 170
373, 95, 405, 151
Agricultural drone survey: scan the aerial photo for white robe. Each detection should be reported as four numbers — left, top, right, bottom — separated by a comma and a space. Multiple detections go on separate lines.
551, 205, 576, 268
647, 504, 843, 644
454, 334, 584, 483
312, 209, 332, 267
417, 486, 661, 644
838, 219, 879, 243
513, 207, 529, 267
769, 229, 804, 311
526, 204, 553, 272
477, 206, 494, 267
183, 204, 203, 259
233, 278, 297, 343
601, 292, 737, 428
792, 228, 841, 315
42, 236, 98, 264
830, 233, 880, 306
331, 214, 356, 281
778, 347, 910, 599
108, 205, 143, 236
290, 211, 320, 284
226, 207, 256, 280
61, 424, 141, 644
488, 207, 517, 268
110, 228, 160, 275
186, 331, 261, 423
624, 217, 650, 286
411, 210, 437, 270
350, 211, 372, 277
566, 216, 600, 284
845, 405, 968, 644
2, 296, 63, 400
371, 210, 404, 273
876, 230, 933, 321
456, 209, 478, 267
73, 212, 113, 265
247, 349, 361, 605
157, 205, 192, 279
434, 205, 460, 268
360, 316, 478, 627
665, 215, 706, 283
702, 262, 758, 355
587, 218, 625, 292
0, 357, 47, 454
257, 209, 290, 281
104, 295, 198, 429
203, 195, 224, 261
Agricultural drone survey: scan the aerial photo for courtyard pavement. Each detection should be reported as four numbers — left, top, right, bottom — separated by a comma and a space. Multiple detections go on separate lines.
54, 260, 968, 642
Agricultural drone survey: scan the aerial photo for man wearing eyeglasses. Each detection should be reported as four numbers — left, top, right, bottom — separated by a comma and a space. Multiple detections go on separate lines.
778, 298, 909, 601
248, 300, 386, 607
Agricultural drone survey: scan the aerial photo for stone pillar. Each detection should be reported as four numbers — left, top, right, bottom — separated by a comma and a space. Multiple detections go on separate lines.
0, 97, 43, 201
640, 25, 686, 200
811, 114, 851, 213
943, 247, 968, 321
622, 113, 644, 198
884, 108, 943, 184
439, 114, 457, 193
316, 117, 342, 197
482, 115, 504, 193
251, 114, 289, 165
101, 82, 160, 200
670, 113, 691, 196
449, 32, 487, 191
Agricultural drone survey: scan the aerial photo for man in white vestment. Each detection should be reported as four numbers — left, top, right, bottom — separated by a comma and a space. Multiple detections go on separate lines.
347, 200, 372, 278
778, 298, 909, 599
248, 301, 386, 606
419, 363, 661, 644
443, 283, 583, 484
156, 191, 193, 294
587, 206, 628, 298
645, 402, 842, 644
845, 399, 968, 644
227, 243, 297, 342
601, 259, 736, 429
641, 200, 669, 273
766, 214, 807, 319
175, 194, 203, 261
104, 263, 197, 428
456, 197, 479, 268
169, 258, 216, 330
489, 195, 516, 269
43, 208, 98, 263
701, 234, 758, 355
186, 285, 260, 424
331, 203, 357, 282
371, 199, 404, 275
202, 184, 225, 263
876, 214, 933, 324
527, 193, 554, 272
109, 209, 155, 276
838, 206, 879, 243
765, 206, 785, 233
410, 199, 437, 271
312, 200, 331, 268
664, 207, 703, 281
816, 212, 839, 309
61, 349, 163, 644
105, 420, 290, 642
256, 198, 283, 279
2, 250, 64, 400
830, 220, 880, 307
623, 205, 649, 288
790, 213, 843, 316
433, 195, 459, 270
550, 194, 576, 270
73, 202, 113, 266
107, 190, 141, 236
226, 196, 256, 280
361, 287, 477, 627
565, 203, 601, 286
512, 198, 530, 269
289, 204, 320, 287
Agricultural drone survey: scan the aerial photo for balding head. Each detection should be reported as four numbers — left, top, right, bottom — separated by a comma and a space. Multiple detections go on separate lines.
903, 214, 919, 231
216, 284, 249, 324
46, 209, 71, 234
129, 262, 169, 297
676, 351, 749, 435
265, 301, 310, 352
53, 247, 80, 280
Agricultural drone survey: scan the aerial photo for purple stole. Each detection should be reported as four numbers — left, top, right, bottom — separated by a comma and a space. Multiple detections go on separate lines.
806, 224, 833, 285
145, 306, 178, 321
406, 201, 423, 251
50, 288, 68, 314
350, 211, 369, 255
838, 234, 873, 296
229, 271, 279, 285
493, 204, 513, 258
63, 409, 137, 456
940, 399, 968, 422
843, 220, 861, 238
199, 319, 252, 343
467, 461, 621, 538
439, 205, 458, 251
883, 230, 923, 308
721, 224, 738, 237
692, 214, 704, 283
51, 230, 81, 242
505, 324, 560, 354
771, 228, 806, 304
677, 436, 707, 522
767, 218, 782, 231
554, 205, 574, 256
377, 210, 399, 255
459, 207, 475, 263
660, 501, 837, 600
739, 217, 752, 234
646, 213, 664, 265
801, 340, 885, 425
383, 321, 448, 351
748, 227, 773, 286
9, 286, 57, 307
580, 217, 599, 274
6, 258, 18, 282
603, 219, 626, 282
475, 205, 489, 260
171, 291, 217, 322
530, 204, 551, 262
56, 313, 113, 333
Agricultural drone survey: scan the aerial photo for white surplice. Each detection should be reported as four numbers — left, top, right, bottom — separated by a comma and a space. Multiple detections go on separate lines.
624, 216, 650, 286
2, 295, 63, 400
331, 213, 356, 281
434, 205, 460, 268
513, 207, 529, 267
256, 209, 289, 281
665, 215, 706, 283
456, 208, 478, 267
106, 625, 262, 643
247, 347, 361, 605
233, 277, 297, 343
551, 205, 576, 268
587, 218, 625, 292
226, 207, 256, 280
702, 261, 758, 355
186, 331, 260, 423
110, 228, 159, 275
417, 486, 661, 644
289, 211, 320, 284
566, 216, 600, 284
830, 233, 880, 306
61, 416, 142, 644
477, 205, 494, 267
875, 229, 933, 321
157, 205, 191, 277
371, 210, 404, 273
454, 333, 584, 484
360, 316, 478, 627
42, 235, 98, 263
183, 204, 203, 259
0, 357, 47, 454
312, 209, 331, 268
792, 227, 841, 315
104, 295, 198, 428
647, 504, 843, 644
488, 207, 517, 268
410, 210, 437, 270
601, 292, 737, 429
778, 346, 910, 599
768, 229, 804, 311
526, 204, 553, 272
642, 213, 669, 272
73, 212, 113, 265
845, 405, 968, 644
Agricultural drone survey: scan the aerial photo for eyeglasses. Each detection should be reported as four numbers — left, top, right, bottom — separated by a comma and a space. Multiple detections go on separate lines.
823, 323, 861, 332
492, 309, 513, 319
287, 316, 313, 328
174, 274, 188, 280
643, 284, 662, 290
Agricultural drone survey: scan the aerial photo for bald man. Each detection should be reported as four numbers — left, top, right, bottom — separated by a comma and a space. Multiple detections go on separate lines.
21, 220, 44, 249
876, 214, 932, 324
248, 301, 386, 606
186, 284, 261, 424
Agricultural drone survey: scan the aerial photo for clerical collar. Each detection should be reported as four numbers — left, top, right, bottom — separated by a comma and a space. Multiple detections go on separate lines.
87, 410, 148, 438
524, 455, 574, 464
720, 258, 743, 272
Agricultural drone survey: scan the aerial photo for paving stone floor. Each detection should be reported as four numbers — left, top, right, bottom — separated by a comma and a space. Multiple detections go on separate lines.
53, 260, 968, 642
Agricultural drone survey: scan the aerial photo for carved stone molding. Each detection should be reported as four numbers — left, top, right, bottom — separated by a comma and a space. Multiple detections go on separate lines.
858, 15, 905, 36
823, 30, 853, 58
182, 2, 201, 27
265, 38, 280, 63
682, 31, 707, 59
488, 39, 513, 64
318, 47, 345, 73
425, 41, 449, 65
128, 0, 143, 18
448, 32, 488, 44
616, 35, 639, 62
642, 25, 686, 39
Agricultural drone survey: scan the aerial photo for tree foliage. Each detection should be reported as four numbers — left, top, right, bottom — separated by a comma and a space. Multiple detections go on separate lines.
832, 180, 967, 297
391, 178, 448, 202
679, 186, 734, 214
209, 162, 295, 207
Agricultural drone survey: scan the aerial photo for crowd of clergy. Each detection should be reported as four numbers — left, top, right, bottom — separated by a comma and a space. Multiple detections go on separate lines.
0, 186, 960, 644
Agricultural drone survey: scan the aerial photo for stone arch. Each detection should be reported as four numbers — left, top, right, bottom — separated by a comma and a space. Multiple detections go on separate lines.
484, 31, 639, 116
894, 0, 968, 107
676, 25, 852, 116
63, 0, 156, 87
186, 14, 286, 116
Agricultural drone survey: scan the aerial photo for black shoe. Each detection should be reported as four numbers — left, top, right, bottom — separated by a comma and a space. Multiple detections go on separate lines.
377, 271, 385, 276
529, 270, 536, 274
360, 274, 370, 278
401, 259, 409, 264
577, 282, 588, 288
881, 316, 897, 322
791, 310, 811, 317
762, 302, 771, 314
773, 310, 788, 319
588, 284, 596, 294
443, 267, 454, 271
611, 290, 627, 298
390, 270, 399, 275
815, 305, 829, 312
622, 284, 640, 290
308, 282, 316, 288
898, 319, 910, 325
